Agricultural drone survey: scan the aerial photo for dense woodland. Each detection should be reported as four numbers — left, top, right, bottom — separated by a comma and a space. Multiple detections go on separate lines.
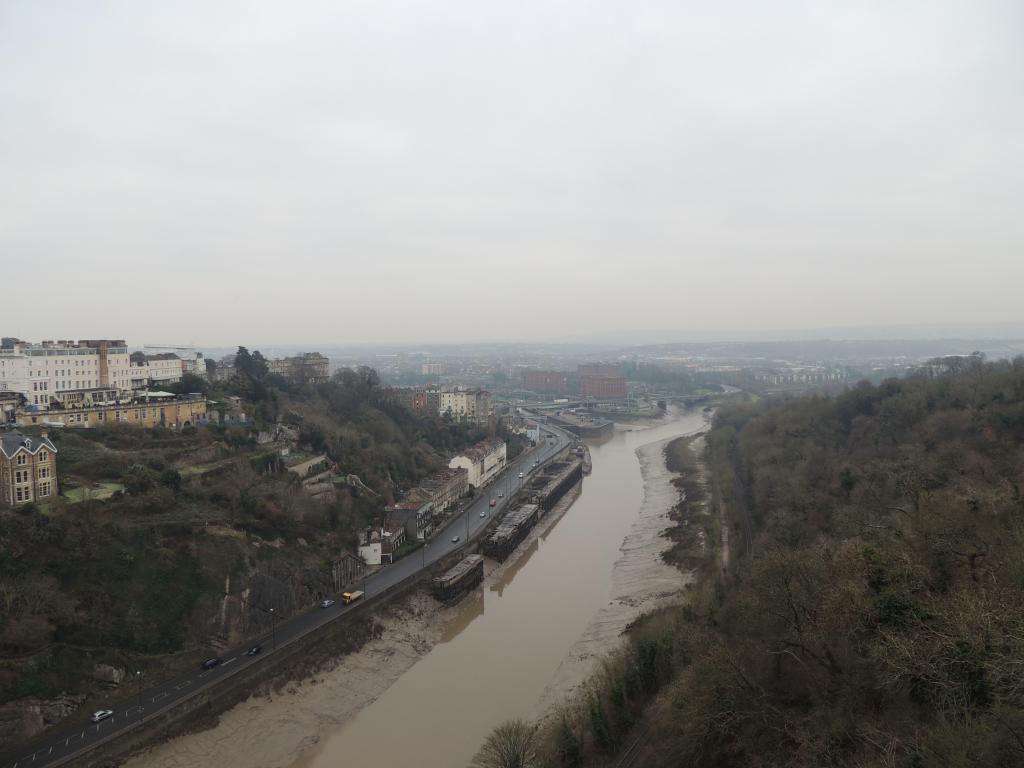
0, 360, 500, 718
516, 356, 1024, 767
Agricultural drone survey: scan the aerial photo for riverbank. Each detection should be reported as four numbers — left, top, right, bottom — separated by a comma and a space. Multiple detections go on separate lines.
121, 594, 447, 768
535, 424, 707, 720
127, 411, 709, 768
122, 482, 586, 768
525, 422, 716, 766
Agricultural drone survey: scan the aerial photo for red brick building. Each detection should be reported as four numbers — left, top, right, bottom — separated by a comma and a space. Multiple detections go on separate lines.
521, 370, 572, 394
577, 363, 627, 399
577, 364, 622, 378
580, 375, 627, 399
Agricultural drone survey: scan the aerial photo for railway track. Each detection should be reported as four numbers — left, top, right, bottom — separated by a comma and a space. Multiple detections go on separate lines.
614, 724, 650, 768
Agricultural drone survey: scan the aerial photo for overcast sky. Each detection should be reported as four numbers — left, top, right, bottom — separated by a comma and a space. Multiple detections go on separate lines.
2, 1, 1022, 346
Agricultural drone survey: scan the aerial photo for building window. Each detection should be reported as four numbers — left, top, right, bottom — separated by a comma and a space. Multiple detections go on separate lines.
16, 454, 26, 466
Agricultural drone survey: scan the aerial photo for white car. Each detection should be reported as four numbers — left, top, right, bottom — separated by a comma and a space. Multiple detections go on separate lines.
91, 709, 114, 723
479, 511, 485, 517
320, 599, 336, 609
498, 492, 504, 498
451, 535, 460, 543
518, 472, 524, 478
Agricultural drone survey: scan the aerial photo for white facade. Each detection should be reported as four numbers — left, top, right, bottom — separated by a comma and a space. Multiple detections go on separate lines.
0, 341, 132, 410
438, 389, 493, 423
358, 541, 382, 566
448, 439, 507, 488
130, 355, 184, 388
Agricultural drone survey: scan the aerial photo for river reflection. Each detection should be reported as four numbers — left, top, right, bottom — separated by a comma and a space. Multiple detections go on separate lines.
489, 538, 540, 597
292, 408, 708, 768
439, 587, 485, 644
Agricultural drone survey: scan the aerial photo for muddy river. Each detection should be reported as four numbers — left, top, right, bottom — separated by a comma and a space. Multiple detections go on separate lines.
293, 408, 708, 768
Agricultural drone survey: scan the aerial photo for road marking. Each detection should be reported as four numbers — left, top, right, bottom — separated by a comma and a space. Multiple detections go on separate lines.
176, 680, 192, 690
5, 443, 565, 768
222, 657, 237, 666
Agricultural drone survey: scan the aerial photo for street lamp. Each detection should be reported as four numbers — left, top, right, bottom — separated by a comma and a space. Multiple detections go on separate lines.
135, 670, 143, 724
269, 607, 277, 650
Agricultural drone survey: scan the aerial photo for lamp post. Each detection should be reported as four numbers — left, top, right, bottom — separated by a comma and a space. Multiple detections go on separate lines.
135, 670, 143, 724
269, 607, 277, 650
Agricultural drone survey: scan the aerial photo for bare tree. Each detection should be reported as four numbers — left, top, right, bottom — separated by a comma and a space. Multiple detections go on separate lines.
471, 719, 538, 768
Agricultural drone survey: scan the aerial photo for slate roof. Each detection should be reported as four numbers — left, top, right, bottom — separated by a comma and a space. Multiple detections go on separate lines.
0, 429, 57, 459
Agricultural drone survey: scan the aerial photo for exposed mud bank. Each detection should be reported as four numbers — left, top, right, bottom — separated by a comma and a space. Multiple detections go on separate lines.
123, 485, 585, 768
535, 430, 701, 718
122, 594, 446, 768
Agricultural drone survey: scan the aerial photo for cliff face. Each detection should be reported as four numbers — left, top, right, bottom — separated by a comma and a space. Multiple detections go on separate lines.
208, 562, 339, 648
0, 540, 344, 747
0, 693, 85, 745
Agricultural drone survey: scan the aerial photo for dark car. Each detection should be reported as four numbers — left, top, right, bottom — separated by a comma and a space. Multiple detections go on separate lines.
246, 644, 262, 656
201, 657, 222, 670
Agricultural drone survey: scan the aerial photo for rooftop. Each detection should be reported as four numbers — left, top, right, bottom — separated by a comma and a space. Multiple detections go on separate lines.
1, 429, 57, 459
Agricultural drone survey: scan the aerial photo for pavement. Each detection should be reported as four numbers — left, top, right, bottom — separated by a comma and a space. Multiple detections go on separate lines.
2, 425, 574, 768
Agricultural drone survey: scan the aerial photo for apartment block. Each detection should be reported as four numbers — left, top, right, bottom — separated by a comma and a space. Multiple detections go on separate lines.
438, 389, 492, 424
267, 352, 330, 385
130, 353, 185, 388
0, 339, 132, 410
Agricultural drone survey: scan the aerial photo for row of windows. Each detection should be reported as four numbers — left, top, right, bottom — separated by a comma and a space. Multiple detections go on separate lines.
13, 451, 48, 465
13, 467, 47, 482
12, 482, 51, 501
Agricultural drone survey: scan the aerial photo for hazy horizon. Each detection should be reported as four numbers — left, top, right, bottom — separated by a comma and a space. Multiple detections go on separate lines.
3, 1, 1022, 345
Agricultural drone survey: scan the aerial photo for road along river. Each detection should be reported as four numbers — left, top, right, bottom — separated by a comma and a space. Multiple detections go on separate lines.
293, 407, 709, 768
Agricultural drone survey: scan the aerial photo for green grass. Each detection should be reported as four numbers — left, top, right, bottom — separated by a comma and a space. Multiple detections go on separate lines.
62, 482, 125, 503
179, 459, 234, 477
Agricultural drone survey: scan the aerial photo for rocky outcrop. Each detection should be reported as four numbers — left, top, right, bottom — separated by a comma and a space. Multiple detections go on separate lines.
0, 692, 86, 743
0, 698, 44, 743
204, 563, 337, 649
39, 693, 86, 724
93, 664, 126, 686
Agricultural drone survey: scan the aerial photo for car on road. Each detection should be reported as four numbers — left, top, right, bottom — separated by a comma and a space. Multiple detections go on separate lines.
479, 511, 485, 517
90, 709, 114, 723
320, 599, 336, 609
518, 472, 524, 478
201, 657, 222, 670
451, 535, 460, 543
246, 643, 262, 656
489, 498, 496, 507
498, 492, 503, 498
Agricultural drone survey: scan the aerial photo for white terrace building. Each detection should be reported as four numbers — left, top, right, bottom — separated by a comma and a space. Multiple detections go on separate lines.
0, 340, 132, 411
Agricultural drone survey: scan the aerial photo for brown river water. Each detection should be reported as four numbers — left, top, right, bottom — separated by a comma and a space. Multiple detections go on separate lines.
292, 408, 708, 768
